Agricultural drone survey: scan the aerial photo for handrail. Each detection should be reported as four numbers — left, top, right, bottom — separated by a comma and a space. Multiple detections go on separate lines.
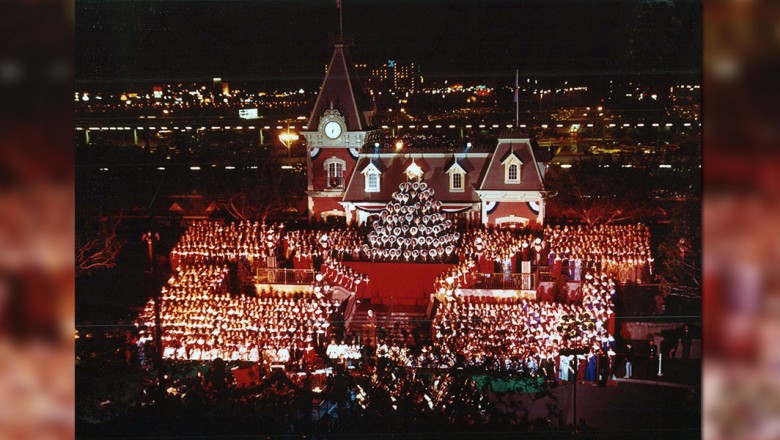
472, 272, 536, 290
537, 264, 652, 284
256, 268, 315, 285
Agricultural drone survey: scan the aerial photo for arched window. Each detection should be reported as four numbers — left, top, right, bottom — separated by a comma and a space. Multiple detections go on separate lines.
324, 157, 346, 189
502, 150, 523, 184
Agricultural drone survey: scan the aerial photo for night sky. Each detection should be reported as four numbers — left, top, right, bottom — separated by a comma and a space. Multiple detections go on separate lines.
77, 0, 701, 85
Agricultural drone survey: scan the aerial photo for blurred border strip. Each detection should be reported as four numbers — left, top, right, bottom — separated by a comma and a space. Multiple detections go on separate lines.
703, 0, 780, 439
0, 0, 74, 439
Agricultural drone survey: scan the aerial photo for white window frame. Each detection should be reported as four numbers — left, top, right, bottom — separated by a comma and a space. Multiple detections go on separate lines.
450, 171, 464, 192
361, 161, 382, 193
365, 171, 380, 192
502, 151, 523, 184
446, 161, 467, 192
324, 157, 346, 189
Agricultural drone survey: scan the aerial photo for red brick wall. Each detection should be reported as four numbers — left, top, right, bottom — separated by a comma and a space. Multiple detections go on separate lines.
310, 197, 345, 220
310, 149, 359, 191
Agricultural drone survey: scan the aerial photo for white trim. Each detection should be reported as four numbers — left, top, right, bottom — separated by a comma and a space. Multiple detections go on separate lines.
477, 190, 543, 202
501, 150, 523, 166
503, 153, 522, 184
320, 209, 346, 219
495, 215, 530, 227
359, 152, 490, 159
449, 171, 465, 192
360, 162, 381, 175
365, 171, 380, 192
445, 161, 467, 175
323, 157, 347, 190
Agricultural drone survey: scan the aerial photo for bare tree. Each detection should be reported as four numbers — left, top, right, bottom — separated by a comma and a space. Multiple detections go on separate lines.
544, 156, 660, 225
213, 150, 305, 223
76, 213, 125, 276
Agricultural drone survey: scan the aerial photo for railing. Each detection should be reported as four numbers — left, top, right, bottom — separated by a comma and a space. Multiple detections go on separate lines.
256, 268, 315, 285
538, 265, 654, 285
472, 272, 536, 290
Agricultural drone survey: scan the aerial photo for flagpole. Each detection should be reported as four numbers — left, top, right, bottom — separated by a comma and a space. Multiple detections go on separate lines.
338, 0, 344, 43
515, 69, 519, 129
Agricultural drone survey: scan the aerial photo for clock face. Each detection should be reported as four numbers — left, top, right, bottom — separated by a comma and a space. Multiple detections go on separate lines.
324, 121, 342, 139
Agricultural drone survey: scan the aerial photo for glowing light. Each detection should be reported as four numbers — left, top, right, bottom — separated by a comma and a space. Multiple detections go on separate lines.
190, 166, 201, 170
225, 166, 236, 170
560, 164, 572, 168
395, 141, 403, 150
659, 164, 672, 168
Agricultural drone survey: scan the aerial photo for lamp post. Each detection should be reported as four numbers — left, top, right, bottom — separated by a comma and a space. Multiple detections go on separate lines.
279, 123, 299, 158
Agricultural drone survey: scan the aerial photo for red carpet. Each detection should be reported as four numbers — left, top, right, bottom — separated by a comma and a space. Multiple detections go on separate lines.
343, 262, 454, 306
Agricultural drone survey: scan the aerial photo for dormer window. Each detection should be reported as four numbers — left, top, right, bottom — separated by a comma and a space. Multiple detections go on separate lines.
445, 160, 467, 192
361, 162, 382, 193
501, 150, 523, 184
324, 157, 346, 189
451, 172, 463, 191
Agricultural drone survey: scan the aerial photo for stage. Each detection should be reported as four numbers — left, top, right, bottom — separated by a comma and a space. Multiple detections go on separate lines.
343, 261, 454, 306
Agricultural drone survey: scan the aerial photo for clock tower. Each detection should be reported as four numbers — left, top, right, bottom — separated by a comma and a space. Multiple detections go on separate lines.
301, 43, 377, 222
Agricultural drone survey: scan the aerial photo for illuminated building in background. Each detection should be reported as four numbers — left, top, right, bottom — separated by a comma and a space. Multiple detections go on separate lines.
370, 60, 420, 94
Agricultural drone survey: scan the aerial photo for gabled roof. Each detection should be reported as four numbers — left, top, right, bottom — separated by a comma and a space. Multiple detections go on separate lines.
500, 149, 523, 165
153, 192, 219, 219
361, 161, 383, 175
444, 158, 467, 175
479, 140, 544, 192
307, 44, 373, 132
343, 154, 489, 204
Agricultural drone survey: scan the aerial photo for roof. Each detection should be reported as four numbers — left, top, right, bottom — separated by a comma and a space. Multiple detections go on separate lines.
307, 44, 373, 132
152, 192, 219, 219
479, 140, 544, 192
343, 154, 489, 204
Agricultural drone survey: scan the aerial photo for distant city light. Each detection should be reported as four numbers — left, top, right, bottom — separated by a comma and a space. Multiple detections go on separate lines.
281, 165, 294, 169
659, 164, 672, 168
225, 166, 236, 170
190, 166, 201, 170
157, 167, 165, 171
